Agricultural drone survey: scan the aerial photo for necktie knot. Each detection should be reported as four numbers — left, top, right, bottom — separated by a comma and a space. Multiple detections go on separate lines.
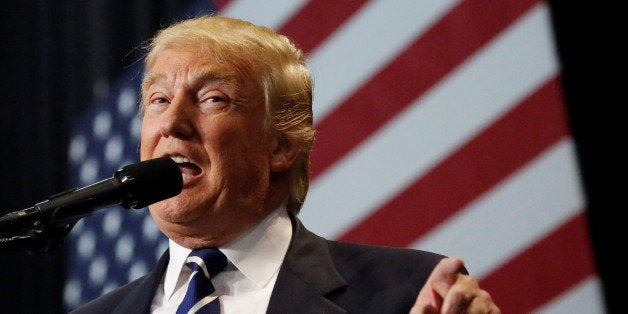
177, 248, 227, 314
185, 248, 228, 278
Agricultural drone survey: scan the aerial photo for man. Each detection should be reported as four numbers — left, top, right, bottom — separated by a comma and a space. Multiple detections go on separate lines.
71, 15, 500, 313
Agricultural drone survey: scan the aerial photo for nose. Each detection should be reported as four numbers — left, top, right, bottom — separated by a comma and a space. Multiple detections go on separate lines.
159, 98, 195, 139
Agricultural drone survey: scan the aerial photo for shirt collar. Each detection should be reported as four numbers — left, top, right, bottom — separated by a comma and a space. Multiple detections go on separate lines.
162, 206, 292, 299
221, 206, 292, 287
163, 239, 192, 300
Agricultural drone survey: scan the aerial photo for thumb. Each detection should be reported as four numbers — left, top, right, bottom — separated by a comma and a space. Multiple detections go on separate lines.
410, 257, 465, 314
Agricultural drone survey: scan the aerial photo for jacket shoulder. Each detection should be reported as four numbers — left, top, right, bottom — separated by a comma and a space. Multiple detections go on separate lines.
68, 276, 146, 314
327, 240, 447, 280
325, 240, 447, 313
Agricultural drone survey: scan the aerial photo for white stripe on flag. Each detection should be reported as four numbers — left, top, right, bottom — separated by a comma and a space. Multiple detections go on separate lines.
219, 0, 308, 30
309, 0, 462, 123
410, 139, 585, 277
301, 3, 559, 239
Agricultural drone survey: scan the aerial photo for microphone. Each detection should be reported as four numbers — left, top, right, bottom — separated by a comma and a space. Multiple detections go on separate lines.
0, 157, 183, 234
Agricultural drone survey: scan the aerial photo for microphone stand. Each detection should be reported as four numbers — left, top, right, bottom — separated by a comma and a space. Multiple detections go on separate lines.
0, 208, 79, 252
0, 186, 112, 252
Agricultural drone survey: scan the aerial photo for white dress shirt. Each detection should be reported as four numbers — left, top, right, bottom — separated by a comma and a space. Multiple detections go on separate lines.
151, 207, 293, 314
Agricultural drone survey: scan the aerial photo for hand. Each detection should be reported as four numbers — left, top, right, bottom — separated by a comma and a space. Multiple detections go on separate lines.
410, 257, 500, 314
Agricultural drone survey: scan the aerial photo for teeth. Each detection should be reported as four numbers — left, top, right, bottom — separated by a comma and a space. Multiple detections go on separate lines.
181, 173, 191, 180
170, 156, 190, 164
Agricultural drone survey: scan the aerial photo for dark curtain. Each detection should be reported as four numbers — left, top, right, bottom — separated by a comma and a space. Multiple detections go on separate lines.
549, 2, 621, 313
0, 1, 620, 313
0, 1, 190, 313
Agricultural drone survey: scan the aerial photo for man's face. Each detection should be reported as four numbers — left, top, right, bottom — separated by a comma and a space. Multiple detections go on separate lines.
140, 46, 275, 248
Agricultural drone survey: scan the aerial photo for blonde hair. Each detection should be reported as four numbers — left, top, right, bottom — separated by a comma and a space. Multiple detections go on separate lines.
141, 15, 315, 214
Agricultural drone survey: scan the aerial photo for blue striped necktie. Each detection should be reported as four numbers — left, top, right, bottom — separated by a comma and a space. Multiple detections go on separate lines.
176, 248, 228, 314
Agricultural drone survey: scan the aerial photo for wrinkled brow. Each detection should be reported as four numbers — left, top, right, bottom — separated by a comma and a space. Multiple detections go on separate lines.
141, 67, 237, 94
189, 67, 238, 87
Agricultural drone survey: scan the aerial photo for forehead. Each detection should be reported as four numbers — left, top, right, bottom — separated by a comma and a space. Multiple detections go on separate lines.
145, 47, 237, 85
141, 46, 266, 111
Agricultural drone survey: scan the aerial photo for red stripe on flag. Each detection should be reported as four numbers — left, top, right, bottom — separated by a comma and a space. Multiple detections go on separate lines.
338, 76, 570, 246
480, 211, 597, 312
214, 0, 232, 11
310, 0, 540, 180
278, 1, 370, 53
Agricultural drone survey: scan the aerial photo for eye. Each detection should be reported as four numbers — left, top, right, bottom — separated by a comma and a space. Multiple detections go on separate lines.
199, 93, 230, 113
151, 96, 170, 104
207, 96, 225, 103
144, 94, 170, 113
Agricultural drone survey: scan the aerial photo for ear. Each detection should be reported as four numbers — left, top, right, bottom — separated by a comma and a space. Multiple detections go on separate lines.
270, 133, 301, 172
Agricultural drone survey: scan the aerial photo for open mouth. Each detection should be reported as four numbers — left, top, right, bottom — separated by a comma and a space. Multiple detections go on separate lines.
170, 155, 202, 181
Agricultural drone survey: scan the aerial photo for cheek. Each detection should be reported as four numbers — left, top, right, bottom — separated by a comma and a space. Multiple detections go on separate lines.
139, 119, 159, 159
207, 125, 269, 175
217, 129, 267, 161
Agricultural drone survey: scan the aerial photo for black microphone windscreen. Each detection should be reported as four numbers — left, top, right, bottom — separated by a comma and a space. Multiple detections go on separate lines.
116, 157, 183, 209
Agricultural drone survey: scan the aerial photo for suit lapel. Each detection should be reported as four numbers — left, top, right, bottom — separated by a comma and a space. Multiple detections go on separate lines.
266, 215, 347, 313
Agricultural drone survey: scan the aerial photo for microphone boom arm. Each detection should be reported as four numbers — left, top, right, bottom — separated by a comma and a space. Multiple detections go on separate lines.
0, 184, 113, 251
0, 157, 183, 252
0, 220, 76, 252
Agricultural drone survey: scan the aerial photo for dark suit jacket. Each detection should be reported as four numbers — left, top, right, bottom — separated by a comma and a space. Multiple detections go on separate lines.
70, 214, 448, 314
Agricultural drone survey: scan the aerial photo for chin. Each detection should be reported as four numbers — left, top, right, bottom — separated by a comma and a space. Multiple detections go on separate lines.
149, 198, 190, 222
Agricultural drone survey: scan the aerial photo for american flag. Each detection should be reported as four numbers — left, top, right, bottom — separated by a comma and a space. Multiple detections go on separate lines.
64, 1, 604, 313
